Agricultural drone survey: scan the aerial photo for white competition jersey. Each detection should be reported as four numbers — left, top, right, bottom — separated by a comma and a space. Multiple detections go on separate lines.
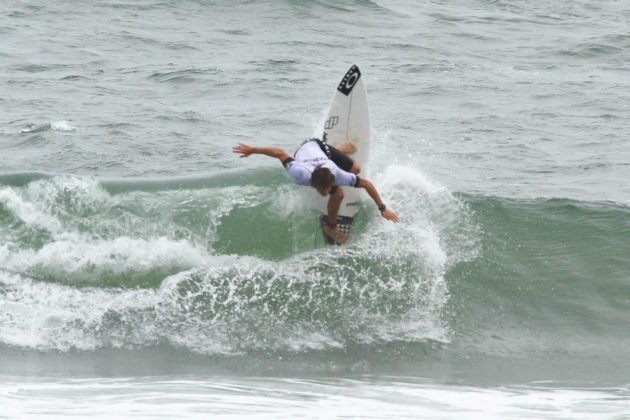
284, 140, 357, 187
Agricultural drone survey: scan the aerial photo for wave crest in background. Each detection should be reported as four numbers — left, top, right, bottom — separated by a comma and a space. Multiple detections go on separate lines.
20, 121, 76, 134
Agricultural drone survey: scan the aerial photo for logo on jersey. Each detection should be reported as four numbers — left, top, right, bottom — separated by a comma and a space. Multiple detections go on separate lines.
324, 116, 339, 129
337, 65, 361, 96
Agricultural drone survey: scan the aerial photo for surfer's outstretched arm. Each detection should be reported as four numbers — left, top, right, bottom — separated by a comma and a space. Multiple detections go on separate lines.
356, 178, 400, 222
232, 143, 290, 162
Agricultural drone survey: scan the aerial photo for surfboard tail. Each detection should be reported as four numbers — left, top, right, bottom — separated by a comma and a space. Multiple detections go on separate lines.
320, 214, 354, 245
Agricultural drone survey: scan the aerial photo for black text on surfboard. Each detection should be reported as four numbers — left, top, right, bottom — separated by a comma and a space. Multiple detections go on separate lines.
337, 65, 361, 96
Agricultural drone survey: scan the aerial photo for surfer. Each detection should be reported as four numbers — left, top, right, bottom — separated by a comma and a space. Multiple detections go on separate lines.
233, 138, 399, 243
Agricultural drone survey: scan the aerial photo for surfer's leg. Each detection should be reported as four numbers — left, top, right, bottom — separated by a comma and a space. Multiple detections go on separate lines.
324, 187, 348, 244
336, 142, 357, 154
328, 145, 361, 174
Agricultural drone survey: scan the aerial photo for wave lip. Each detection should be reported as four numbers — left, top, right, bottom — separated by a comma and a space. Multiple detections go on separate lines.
1, 236, 210, 288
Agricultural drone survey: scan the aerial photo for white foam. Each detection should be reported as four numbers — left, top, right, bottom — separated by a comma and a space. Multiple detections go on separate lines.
20, 121, 76, 133
0, 274, 158, 350
1, 236, 209, 284
377, 164, 447, 194
0, 187, 65, 235
0, 176, 211, 283
50, 120, 76, 131
22, 176, 110, 221
270, 184, 315, 219
2, 376, 626, 419
0, 176, 113, 241
0, 167, 478, 354
330, 163, 479, 345
155, 258, 438, 354
374, 164, 480, 265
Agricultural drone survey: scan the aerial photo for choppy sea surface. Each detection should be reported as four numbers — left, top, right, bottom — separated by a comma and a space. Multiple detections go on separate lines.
1, 0, 630, 418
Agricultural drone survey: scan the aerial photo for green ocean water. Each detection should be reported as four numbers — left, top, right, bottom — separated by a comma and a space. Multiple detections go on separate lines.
1, 171, 628, 386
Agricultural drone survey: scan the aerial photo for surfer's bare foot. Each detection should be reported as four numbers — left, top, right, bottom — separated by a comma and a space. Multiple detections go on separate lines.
322, 225, 348, 245
336, 142, 357, 154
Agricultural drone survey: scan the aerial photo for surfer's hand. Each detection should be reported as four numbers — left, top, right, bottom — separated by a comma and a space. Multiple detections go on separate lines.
233, 143, 253, 158
381, 209, 400, 223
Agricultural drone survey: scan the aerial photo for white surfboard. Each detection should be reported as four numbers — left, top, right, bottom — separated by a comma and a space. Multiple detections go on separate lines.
317, 65, 370, 243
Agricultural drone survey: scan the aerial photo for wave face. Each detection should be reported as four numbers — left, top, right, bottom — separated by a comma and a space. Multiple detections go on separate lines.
447, 195, 630, 368
0, 167, 477, 354
2, 168, 630, 383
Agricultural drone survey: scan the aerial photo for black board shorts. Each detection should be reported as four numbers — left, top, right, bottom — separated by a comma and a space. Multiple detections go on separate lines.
313, 138, 354, 172
282, 138, 359, 196
313, 138, 357, 196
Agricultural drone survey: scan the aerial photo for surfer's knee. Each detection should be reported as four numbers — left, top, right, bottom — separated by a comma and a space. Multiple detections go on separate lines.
351, 163, 361, 174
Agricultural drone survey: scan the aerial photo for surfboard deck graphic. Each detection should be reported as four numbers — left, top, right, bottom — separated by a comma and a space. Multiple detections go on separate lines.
318, 65, 370, 245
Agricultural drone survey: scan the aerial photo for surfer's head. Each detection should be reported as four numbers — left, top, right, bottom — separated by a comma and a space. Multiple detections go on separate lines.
311, 166, 334, 196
